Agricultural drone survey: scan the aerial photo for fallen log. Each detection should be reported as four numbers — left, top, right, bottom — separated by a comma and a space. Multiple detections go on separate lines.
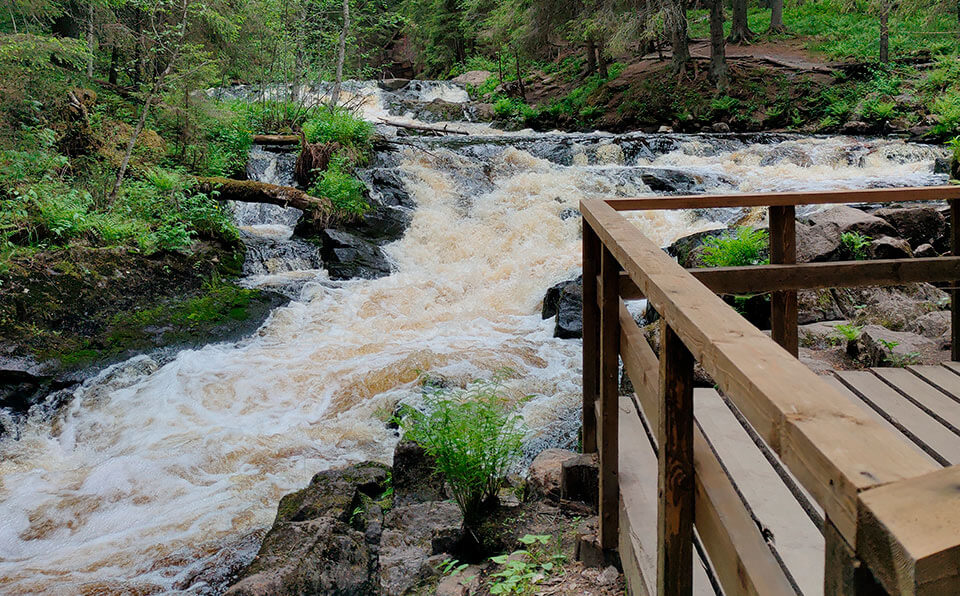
377, 118, 470, 135
252, 134, 301, 145
196, 177, 332, 221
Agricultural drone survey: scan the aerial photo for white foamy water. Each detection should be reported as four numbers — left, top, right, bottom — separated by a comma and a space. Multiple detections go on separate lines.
0, 90, 949, 595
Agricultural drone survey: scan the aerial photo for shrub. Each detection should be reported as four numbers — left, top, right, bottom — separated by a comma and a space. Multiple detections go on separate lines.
400, 376, 525, 527
301, 106, 373, 151
701, 227, 769, 267
840, 231, 872, 260
308, 153, 369, 217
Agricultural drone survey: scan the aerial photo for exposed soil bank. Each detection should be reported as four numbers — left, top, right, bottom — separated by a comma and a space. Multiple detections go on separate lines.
0, 240, 287, 413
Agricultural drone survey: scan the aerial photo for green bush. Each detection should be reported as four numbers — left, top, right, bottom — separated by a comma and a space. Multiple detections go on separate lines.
308, 153, 369, 217
932, 92, 960, 136
301, 106, 374, 150
840, 231, 872, 260
400, 376, 525, 527
701, 227, 770, 268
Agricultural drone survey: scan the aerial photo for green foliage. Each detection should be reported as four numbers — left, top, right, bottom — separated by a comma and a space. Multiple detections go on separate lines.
400, 374, 525, 526
308, 153, 369, 217
840, 231, 872, 260
701, 227, 770, 268
833, 323, 863, 341
301, 106, 374, 150
488, 535, 565, 595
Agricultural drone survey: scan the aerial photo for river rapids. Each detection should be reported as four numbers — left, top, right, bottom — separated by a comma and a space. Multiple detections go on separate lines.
0, 80, 949, 594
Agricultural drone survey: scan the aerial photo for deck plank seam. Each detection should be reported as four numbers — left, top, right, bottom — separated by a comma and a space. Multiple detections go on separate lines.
906, 366, 960, 404
714, 391, 824, 532
832, 373, 951, 467
867, 369, 960, 438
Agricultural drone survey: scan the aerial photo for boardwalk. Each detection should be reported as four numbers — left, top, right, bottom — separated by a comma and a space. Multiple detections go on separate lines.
580, 187, 960, 596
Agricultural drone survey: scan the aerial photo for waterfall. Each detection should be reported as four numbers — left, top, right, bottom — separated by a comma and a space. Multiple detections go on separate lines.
0, 80, 949, 594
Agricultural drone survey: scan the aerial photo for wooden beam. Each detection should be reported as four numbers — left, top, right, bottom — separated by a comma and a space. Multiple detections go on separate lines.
582, 198, 937, 545
616, 257, 960, 298
857, 466, 960, 596
599, 247, 621, 551
951, 200, 959, 361
657, 322, 695, 596
769, 205, 799, 357
824, 516, 888, 596
619, 306, 798, 596
603, 186, 960, 211
583, 223, 601, 453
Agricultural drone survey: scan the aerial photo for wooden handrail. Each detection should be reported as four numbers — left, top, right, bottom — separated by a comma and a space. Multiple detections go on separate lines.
582, 197, 937, 544
602, 185, 960, 211
616, 256, 960, 298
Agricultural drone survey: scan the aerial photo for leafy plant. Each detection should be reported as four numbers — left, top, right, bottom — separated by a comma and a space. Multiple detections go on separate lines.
488, 535, 565, 595
833, 323, 863, 342
400, 375, 525, 527
841, 231, 872, 260
308, 153, 369, 217
701, 227, 769, 268
301, 106, 374, 151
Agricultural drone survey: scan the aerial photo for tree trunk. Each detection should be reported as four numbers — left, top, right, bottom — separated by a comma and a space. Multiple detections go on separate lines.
769, 0, 787, 33
198, 177, 333, 220
515, 51, 526, 100
86, 1, 95, 77
728, 0, 755, 43
597, 38, 609, 78
108, 89, 155, 201
709, 0, 729, 90
584, 39, 597, 77
669, 1, 690, 74
330, 0, 350, 106
879, 10, 890, 63
109, 43, 119, 85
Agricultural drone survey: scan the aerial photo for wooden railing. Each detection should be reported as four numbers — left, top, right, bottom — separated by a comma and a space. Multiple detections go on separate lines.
581, 186, 960, 596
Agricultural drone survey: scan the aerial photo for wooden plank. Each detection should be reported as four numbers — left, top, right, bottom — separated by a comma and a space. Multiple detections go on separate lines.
617, 257, 960, 299
908, 365, 960, 402
619, 396, 719, 596
857, 466, 960, 596
658, 322, 696, 596
770, 205, 799, 357
824, 516, 888, 596
834, 371, 960, 465
695, 388, 818, 596
952, 200, 959, 361
603, 185, 960, 212
582, 198, 938, 544
870, 368, 960, 436
599, 247, 621, 550
619, 327, 798, 596
582, 223, 601, 453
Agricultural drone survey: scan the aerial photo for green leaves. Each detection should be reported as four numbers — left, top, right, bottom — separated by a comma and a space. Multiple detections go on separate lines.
401, 375, 525, 527
701, 227, 770, 268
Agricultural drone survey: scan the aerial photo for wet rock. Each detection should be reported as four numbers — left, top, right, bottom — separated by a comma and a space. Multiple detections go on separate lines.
527, 448, 578, 501
798, 290, 846, 324
711, 122, 731, 133
319, 229, 392, 280
0, 355, 55, 413
935, 157, 951, 175
873, 206, 946, 249
542, 276, 581, 320
379, 501, 464, 596
841, 121, 871, 134
806, 205, 898, 239
452, 70, 492, 87
914, 243, 939, 258
859, 325, 937, 367
393, 439, 446, 507
241, 232, 322, 277
666, 229, 726, 268
466, 102, 495, 122
639, 169, 707, 194
554, 281, 584, 339
226, 462, 390, 596
759, 144, 812, 168
380, 78, 410, 91
561, 453, 599, 508
338, 205, 412, 245
868, 236, 912, 260
559, 208, 580, 221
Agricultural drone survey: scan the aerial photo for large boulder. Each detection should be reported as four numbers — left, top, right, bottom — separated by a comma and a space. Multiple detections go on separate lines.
527, 448, 578, 501
796, 223, 843, 263
226, 462, 390, 596
379, 501, 464, 596
392, 439, 447, 507
319, 229, 392, 280
832, 284, 947, 331
666, 229, 726, 268
908, 310, 951, 342
859, 325, 939, 367
867, 236, 912, 260
542, 276, 583, 339
805, 205, 897, 238
452, 71, 493, 87
873, 206, 947, 249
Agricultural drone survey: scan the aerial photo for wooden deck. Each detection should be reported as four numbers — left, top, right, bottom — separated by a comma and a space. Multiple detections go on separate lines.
620, 362, 960, 595
581, 186, 960, 596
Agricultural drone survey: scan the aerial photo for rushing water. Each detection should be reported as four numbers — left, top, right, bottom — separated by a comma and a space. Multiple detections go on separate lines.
0, 80, 950, 594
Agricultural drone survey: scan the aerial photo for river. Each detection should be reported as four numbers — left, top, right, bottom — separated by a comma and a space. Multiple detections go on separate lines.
0, 80, 948, 594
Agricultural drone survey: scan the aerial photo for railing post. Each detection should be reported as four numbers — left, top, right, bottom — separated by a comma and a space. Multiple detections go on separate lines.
824, 517, 888, 596
770, 205, 799, 357
583, 223, 601, 454
951, 199, 959, 361
599, 246, 621, 551
657, 321, 695, 596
